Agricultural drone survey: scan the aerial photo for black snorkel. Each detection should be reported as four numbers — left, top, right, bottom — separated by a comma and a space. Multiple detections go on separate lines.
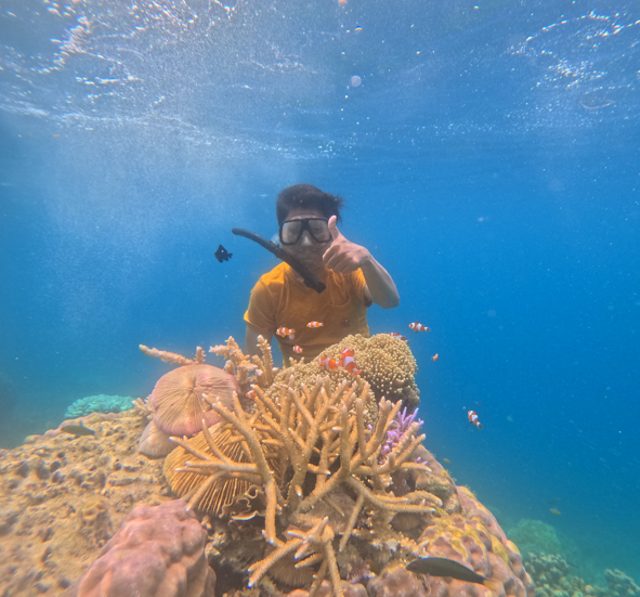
231, 228, 326, 293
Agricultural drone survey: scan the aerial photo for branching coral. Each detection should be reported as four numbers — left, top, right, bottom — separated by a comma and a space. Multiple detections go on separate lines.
164, 375, 439, 597
210, 335, 278, 391
140, 344, 207, 365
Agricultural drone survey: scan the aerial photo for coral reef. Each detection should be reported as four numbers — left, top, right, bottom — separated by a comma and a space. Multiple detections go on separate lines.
162, 336, 531, 597
507, 519, 563, 557
0, 335, 539, 597
62, 500, 215, 597
0, 410, 169, 596
524, 552, 640, 597
64, 394, 134, 419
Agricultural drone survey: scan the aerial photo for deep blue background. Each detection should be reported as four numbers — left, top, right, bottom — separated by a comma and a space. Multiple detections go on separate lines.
1, 0, 639, 584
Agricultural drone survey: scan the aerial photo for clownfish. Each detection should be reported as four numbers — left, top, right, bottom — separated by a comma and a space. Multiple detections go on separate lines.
339, 348, 361, 375
293, 345, 303, 354
307, 321, 324, 328
246, 390, 258, 401
276, 327, 295, 339
318, 355, 339, 371
388, 332, 409, 345
468, 410, 482, 429
432, 353, 439, 362
409, 322, 431, 333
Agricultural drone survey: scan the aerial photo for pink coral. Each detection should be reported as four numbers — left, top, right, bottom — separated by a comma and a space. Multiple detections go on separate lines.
64, 499, 215, 597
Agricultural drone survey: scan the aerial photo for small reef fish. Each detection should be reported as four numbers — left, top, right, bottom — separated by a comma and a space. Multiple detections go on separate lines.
339, 348, 361, 375
409, 322, 431, 333
276, 327, 295, 339
468, 410, 482, 429
550, 508, 562, 516
246, 390, 258, 400
432, 353, 439, 362
318, 355, 339, 371
307, 321, 324, 328
388, 332, 409, 344
60, 423, 96, 437
407, 556, 499, 590
214, 244, 232, 263
293, 345, 303, 354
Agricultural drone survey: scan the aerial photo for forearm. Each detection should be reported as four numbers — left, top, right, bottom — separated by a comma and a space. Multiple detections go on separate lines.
361, 254, 400, 309
245, 325, 273, 357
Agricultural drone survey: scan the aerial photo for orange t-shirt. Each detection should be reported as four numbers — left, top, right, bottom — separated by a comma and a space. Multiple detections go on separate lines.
244, 262, 371, 363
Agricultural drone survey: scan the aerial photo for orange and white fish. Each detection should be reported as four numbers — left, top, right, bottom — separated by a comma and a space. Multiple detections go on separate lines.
246, 390, 258, 400
276, 327, 295, 338
409, 322, 431, 333
293, 345, 303, 354
432, 353, 439, 362
318, 355, 339, 371
307, 321, 324, 328
468, 410, 482, 429
388, 332, 409, 345
339, 348, 361, 375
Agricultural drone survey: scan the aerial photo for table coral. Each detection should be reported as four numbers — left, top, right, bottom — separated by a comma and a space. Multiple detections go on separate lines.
62, 500, 215, 597
64, 394, 135, 419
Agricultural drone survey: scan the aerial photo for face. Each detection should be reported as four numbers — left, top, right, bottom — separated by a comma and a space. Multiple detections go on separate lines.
280, 207, 331, 274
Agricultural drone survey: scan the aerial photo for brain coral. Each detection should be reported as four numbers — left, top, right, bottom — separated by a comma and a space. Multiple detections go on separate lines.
271, 333, 420, 408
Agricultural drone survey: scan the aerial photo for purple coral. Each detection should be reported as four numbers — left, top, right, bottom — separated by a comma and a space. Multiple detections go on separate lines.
378, 407, 424, 464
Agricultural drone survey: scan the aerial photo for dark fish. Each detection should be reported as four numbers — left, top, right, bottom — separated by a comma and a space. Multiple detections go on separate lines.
406, 557, 487, 585
215, 244, 232, 263
60, 423, 96, 437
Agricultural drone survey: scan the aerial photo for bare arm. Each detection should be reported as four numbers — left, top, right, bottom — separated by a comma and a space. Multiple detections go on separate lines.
323, 216, 400, 309
360, 254, 400, 309
245, 324, 273, 358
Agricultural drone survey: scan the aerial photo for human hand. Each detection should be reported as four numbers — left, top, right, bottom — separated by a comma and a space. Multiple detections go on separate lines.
322, 215, 371, 274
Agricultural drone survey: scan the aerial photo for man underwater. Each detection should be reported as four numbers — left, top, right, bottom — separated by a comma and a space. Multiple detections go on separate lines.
244, 184, 399, 362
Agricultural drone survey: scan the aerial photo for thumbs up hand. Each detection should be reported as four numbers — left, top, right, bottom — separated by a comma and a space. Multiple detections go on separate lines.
323, 215, 371, 274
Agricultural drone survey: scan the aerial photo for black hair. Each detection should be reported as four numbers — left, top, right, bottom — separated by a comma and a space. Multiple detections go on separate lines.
275, 184, 344, 225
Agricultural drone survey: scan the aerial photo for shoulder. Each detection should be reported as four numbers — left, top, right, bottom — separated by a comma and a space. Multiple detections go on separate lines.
255, 262, 290, 287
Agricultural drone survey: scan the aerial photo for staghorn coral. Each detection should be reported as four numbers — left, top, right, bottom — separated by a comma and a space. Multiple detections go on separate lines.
139, 344, 207, 365
210, 335, 278, 392
63, 500, 215, 597
163, 376, 439, 597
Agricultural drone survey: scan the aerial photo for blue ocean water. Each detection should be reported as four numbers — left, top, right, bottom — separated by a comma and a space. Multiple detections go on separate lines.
1, 0, 639, 587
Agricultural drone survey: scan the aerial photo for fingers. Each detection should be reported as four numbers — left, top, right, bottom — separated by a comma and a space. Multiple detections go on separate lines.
327, 215, 342, 241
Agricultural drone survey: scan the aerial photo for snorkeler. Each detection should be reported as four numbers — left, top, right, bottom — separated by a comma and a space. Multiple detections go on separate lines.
242, 184, 399, 363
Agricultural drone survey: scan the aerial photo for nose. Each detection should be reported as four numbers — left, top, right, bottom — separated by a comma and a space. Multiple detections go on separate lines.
299, 231, 313, 246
